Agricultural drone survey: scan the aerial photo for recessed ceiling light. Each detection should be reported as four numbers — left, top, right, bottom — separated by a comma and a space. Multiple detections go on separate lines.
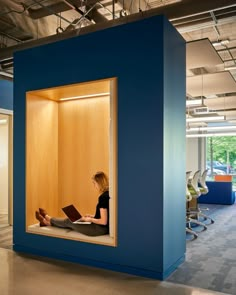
224, 65, 236, 71
186, 125, 236, 132
212, 39, 230, 46
186, 116, 225, 123
186, 99, 202, 106
186, 132, 236, 138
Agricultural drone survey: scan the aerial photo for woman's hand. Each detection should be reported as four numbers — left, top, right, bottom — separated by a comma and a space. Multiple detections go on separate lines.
80, 209, 107, 225
84, 214, 94, 218
80, 216, 92, 222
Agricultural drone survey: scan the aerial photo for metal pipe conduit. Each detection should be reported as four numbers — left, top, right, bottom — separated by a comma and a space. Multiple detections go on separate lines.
64, 2, 116, 31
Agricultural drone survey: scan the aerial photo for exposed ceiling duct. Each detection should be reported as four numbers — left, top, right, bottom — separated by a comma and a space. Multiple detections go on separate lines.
0, 0, 235, 61
25, 1, 76, 19
0, 0, 236, 131
0, 1, 235, 87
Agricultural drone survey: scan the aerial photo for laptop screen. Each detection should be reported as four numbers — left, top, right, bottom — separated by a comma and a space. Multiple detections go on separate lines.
62, 204, 82, 222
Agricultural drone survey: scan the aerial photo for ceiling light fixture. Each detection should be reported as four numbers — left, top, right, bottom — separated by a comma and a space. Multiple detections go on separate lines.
204, 94, 218, 99
0, 119, 7, 124
186, 99, 202, 106
59, 92, 110, 101
224, 65, 236, 71
186, 115, 225, 123
186, 132, 236, 138
186, 125, 236, 132
0, 71, 13, 78
212, 39, 230, 47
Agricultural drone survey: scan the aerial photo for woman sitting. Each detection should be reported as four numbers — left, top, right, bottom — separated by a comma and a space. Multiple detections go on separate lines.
35, 171, 110, 237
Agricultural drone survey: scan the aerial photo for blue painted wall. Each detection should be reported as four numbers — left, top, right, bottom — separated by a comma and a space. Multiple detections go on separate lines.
13, 15, 186, 279
0, 80, 13, 110
163, 21, 186, 273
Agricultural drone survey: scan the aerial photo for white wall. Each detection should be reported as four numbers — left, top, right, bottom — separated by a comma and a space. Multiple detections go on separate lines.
0, 118, 8, 214
186, 137, 206, 174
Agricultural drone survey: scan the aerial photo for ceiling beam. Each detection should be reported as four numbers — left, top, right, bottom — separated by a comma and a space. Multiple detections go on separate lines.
148, 0, 236, 20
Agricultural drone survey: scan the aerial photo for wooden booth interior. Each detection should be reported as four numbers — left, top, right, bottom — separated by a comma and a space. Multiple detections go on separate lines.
26, 78, 117, 246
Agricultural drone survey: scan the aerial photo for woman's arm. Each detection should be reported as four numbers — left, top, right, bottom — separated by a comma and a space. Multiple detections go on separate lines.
81, 208, 108, 225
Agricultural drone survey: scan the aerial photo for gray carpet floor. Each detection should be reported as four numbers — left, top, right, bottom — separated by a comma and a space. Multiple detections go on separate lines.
167, 203, 236, 295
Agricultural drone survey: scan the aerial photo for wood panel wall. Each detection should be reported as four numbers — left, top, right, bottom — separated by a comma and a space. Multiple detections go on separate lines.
26, 94, 110, 224
26, 80, 113, 230
26, 94, 59, 225
58, 96, 109, 216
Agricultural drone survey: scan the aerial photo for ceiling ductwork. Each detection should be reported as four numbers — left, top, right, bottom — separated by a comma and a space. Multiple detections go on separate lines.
84, 4, 109, 23
0, 0, 236, 81
63, 3, 109, 32
25, 1, 74, 19
0, 0, 234, 59
24, 0, 102, 19
0, 0, 235, 49
0, 0, 236, 132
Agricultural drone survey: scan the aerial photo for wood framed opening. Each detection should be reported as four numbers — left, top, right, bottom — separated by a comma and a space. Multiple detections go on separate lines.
26, 78, 117, 246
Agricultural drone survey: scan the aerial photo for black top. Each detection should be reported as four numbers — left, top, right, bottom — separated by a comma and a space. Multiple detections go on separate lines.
94, 191, 110, 228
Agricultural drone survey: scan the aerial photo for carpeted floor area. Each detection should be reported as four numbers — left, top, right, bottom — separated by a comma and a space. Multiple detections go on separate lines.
167, 203, 236, 295
0, 214, 13, 250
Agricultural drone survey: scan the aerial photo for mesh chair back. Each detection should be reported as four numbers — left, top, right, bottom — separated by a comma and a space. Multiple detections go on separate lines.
199, 169, 209, 194
188, 170, 201, 198
186, 171, 192, 201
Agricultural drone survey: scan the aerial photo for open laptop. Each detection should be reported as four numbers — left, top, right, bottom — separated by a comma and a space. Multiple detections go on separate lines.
62, 204, 91, 224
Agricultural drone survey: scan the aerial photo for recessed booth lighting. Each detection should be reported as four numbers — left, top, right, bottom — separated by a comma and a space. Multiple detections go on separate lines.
0, 119, 7, 124
59, 92, 110, 101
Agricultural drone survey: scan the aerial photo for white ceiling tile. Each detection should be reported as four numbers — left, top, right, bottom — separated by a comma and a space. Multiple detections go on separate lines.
205, 96, 236, 110
187, 38, 223, 69
187, 71, 236, 96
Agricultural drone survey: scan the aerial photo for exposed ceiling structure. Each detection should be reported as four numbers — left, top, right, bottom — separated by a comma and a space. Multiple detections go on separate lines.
0, 0, 236, 135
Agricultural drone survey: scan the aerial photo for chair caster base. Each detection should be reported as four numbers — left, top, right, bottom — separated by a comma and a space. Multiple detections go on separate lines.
186, 227, 198, 240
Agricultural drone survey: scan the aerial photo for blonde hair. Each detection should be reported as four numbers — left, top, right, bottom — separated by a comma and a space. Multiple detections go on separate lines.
92, 171, 109, 192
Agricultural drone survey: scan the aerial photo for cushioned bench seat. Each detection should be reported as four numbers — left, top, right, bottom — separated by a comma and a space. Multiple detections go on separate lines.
27, 224, 114, 246
198, 181, 235, 205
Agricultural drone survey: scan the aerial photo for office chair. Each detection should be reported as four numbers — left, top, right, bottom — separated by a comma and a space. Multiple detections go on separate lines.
187, 170, 207, 231
197, 169, 215, 224
198, 169, 209, 194
186, 171, 198, 239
